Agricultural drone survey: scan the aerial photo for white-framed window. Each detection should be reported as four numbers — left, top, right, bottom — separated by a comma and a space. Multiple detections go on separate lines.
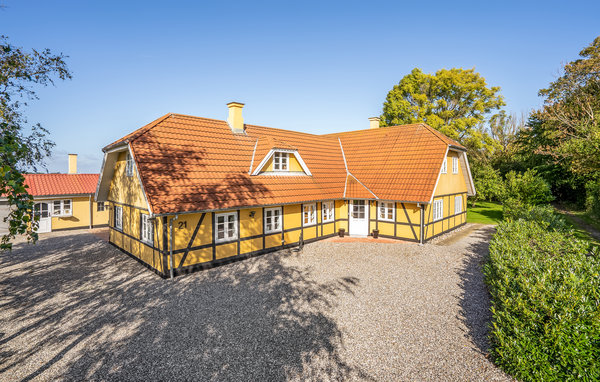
125, 152, 134, 177
302, 203, 316, 226
433, 199, 444, 222
215, 212, 238, 243
273, 152, 288, 171
441, 157, 447, 174
52, 199, 72, 217
141, 213, 153, 245
114, 205, 123, 230
322, 201, 334, 223
264, 207, 282, 233
378, 201, 395, 222
452, 156, 459, 174
97, 202, 105, 212
455, 195, 463, 214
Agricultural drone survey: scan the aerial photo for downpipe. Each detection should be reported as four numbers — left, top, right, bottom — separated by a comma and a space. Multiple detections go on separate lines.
169, 215, 179, 279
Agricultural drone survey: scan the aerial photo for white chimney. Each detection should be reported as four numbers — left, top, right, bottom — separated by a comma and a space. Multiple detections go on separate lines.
368, 117, 381, 129
227, 102, 245, 134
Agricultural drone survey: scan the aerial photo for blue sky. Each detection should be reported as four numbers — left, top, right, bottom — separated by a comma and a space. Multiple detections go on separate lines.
2, 0, 599, 173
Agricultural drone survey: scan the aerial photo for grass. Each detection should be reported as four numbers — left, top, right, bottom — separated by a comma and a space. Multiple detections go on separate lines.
467, 201, 503, 225
555, 208, 600, 246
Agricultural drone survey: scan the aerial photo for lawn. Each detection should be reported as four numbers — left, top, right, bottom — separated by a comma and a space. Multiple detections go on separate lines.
467, 201, 503, 225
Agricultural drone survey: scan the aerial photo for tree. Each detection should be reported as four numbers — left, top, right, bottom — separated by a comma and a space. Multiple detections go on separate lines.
519, 36, 600, 205
1, 36, 71, 249
380, 67, 505, 151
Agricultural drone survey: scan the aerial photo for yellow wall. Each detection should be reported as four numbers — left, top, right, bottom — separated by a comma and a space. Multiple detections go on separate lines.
335, 200, 348, 231
35, 196, 108, 230
108, 151, 148, 209
434, 151, 468, 197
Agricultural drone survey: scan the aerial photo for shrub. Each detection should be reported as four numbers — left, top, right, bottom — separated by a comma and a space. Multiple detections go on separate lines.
586, 180, 600, 219
504, 169, 554, 205
503, 199, 568, 231
472, 162, 506, 205
485, 220, 600, 381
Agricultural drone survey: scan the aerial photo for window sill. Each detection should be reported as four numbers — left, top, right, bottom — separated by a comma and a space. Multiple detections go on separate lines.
215, 238, 238, 245
303, 223, 316, 227
322, 219, 334, 224
265, 229, 282, 235
378, 218, 395, 222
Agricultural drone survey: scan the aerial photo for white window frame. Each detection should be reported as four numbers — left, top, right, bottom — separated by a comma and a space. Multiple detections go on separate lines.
52, 199, 72, 217
114, 206, 123, 231
441, 157, 447, 174
215, 212, 238, 243
378, 201, 395, 222
455, 195, 463, 214
264, 207, 282, 234
125, 152, 134, 177
452, 156, 459, 174
141, 213, 153, 245
302, 203, 316, 226
322, 201, 334, 223
433, 199, 444, 222
273, 152, 289, 171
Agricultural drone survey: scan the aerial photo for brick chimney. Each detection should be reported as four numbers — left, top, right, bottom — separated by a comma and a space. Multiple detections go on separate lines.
368, 117, 381, 129
68, 154, 77, 174
227, 102, 245, 134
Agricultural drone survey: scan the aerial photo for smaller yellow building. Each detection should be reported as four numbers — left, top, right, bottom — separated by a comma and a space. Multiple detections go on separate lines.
21, 154, 108, 233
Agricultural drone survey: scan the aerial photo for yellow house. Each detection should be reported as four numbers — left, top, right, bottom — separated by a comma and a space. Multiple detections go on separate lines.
14, 155, 109, 233
96, 103, 475, 278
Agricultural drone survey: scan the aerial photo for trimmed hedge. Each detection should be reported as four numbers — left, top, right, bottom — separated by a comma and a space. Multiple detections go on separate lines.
485, 220, 600, 381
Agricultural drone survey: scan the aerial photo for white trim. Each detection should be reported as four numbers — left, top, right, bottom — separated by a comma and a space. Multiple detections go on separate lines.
128, 144, 154, 216
349, 174, 379, 199
273, 151, 289, 171
338, 138, 349, 173
322, 201, 335, 223
114, 205, 123, 231
302, 203, 317, 226
248, 139, 258, 174
433, 199, 443, 221
452, 156, 459, 174
454, 195, 463, 214
51, 199, 73, 217
377, 201, 395, 222
441, 157, 447, 174
338, 138, 378, 199
95, 152, 108, 202
462, 152, 476, 196
264, 206, 282, 234
214, 211, 238, 243
429, 146, 450, 204
141, 213, 154, 245
251, 149, 312, 176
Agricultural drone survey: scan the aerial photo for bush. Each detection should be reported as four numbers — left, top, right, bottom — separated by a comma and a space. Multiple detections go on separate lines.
504, 169, 554, 205
485, 220, 600, 381
586, 180, 600, 218
472, 162, 506, 204
503, 199, 568, 231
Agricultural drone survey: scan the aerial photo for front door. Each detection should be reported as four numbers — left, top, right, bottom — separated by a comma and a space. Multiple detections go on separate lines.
34, 202, 51, 233
349, 200, 368, 236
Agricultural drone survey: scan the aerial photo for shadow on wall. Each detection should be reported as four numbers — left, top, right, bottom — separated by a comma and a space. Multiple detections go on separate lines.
456, 225, 497, 356
0, 233, 371, 381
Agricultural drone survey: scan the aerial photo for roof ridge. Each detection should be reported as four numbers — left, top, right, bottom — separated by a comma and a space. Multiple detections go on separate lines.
103, 113, 172, 151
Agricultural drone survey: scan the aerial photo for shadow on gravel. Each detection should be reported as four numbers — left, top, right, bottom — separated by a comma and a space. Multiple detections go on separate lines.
457, 225, 496, 357
0, 233, 371, 381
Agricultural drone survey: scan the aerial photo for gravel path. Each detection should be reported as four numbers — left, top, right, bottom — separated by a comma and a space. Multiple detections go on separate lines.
0, 225, 510, 381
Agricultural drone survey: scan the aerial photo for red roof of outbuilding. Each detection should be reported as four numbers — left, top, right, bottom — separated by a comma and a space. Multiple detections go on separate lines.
24, 173, 99, 197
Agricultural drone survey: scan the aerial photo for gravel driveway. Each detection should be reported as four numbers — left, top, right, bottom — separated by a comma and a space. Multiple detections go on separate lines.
0, 225, 510, 381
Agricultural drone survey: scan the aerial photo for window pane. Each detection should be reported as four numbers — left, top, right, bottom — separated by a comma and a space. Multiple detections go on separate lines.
218, 216, 224, 224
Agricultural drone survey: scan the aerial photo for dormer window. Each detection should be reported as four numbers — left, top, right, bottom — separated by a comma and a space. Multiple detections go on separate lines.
273, 152, 288, 171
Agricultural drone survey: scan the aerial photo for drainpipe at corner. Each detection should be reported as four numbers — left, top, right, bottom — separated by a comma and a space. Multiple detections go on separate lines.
419, 204, 425, 245
169, 215, 179, 279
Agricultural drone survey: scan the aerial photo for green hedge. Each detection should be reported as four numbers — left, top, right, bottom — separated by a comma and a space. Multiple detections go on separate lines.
485, 220, 600, 381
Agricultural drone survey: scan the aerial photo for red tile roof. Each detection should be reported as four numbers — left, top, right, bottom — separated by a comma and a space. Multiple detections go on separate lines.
24, 174, 99, 197
104, 114, 467, 215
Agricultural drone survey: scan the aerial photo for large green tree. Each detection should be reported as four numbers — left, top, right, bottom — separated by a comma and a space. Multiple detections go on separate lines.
380, 67, 505, 152
1, 36, 71, 249
519, 36, 600, 204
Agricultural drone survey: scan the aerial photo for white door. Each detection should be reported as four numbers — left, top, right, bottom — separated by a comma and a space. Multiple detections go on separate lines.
34, 202, 51, 233
349, 200, 369, 236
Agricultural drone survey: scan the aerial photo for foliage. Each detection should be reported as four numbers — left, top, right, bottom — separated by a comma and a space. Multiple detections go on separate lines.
503, 169, 553, 205
503, 199, 568, 231
470, 161, 505, 205
485, 220, 600, 381
585, 180, 600, 218
518, 36, 600, 204
380, 67, 505, 152
0, 36, 71, 249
